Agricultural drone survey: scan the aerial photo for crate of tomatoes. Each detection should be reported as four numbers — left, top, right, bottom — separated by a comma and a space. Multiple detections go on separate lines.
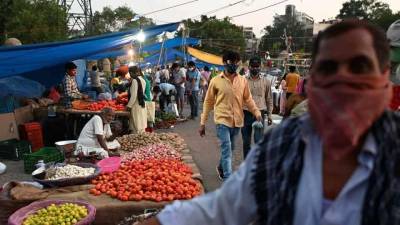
90, 159, 202, 202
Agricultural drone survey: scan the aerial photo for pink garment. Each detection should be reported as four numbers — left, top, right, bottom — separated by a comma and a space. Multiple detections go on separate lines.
307, 73, 392, 160
296, 78, 304, 94
280, 80, 287, 114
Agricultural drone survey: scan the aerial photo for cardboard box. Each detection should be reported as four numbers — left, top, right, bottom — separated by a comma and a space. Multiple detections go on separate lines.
0, 112, 19, 141
14, 105, 33, 126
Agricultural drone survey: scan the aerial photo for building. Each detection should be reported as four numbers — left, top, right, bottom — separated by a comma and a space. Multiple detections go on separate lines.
313, 19, 342, 35
284, 5, 314, 35
243, 27, 260, 59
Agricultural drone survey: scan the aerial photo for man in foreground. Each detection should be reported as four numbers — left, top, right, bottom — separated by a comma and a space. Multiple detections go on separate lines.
138, 20, 399, 225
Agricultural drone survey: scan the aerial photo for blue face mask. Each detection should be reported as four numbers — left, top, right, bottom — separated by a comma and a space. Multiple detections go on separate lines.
225, 64, 238, 74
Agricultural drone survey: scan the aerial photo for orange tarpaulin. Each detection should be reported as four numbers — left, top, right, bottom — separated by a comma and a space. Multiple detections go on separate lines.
187, 47, 224, 66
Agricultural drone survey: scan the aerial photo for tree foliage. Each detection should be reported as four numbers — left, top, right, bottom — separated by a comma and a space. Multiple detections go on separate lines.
337, 0, 400, 31
181, 16, 246, 56
260, 13, 313, 55
92, 6, 154, 35
0, 0, 68, 45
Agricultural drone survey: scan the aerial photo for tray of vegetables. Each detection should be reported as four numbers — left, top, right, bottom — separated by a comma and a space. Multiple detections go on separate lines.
8, 200, 96, 225
32, 163, 100, 187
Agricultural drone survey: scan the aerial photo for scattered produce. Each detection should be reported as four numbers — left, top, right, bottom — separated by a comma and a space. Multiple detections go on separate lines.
45, 165, 95, 180
90, 159, 201, 202
121, 144, 181, 161
22, 203, 88, 225
116, 133, 187, 152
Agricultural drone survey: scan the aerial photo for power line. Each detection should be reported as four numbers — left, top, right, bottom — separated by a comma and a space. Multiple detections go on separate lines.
229, 0, 289, 18
190, 0, 246, 19
141, 0, 199, 16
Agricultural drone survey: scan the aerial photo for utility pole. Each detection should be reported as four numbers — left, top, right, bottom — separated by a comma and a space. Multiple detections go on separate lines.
58, 0, 93, 37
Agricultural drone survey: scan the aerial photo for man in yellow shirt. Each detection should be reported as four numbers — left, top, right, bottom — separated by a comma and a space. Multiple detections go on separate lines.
199, 51, 262, 180
285, 65, 300, 99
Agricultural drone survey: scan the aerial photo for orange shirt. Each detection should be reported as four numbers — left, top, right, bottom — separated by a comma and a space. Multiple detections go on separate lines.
201, 73, 261, 128
286, 72, 300, 93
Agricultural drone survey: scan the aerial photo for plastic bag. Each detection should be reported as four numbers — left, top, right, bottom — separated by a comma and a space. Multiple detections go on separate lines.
252, 121, 264, 129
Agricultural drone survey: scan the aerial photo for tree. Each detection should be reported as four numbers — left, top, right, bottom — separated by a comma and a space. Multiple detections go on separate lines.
337, 0, 400, 31
1, 0, 68, 45
180, 16, 246, 56
92, 6, 154, 35
260, 12, 313, 56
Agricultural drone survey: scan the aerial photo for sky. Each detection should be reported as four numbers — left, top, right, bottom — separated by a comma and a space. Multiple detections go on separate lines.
87, 0, 400, 37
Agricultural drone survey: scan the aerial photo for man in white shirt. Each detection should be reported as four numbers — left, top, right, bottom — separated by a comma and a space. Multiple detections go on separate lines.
171, 63, 186, 117
75, 107, 119, 158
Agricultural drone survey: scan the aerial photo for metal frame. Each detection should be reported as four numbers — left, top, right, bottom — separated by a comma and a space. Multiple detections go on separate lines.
58, 0, 93, 36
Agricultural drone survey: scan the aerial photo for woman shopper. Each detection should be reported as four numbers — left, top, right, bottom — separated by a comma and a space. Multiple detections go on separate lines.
279, 74, 288, 115
127, 66, 147, 133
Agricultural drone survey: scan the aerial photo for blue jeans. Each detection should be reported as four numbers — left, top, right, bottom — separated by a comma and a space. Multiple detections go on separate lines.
189, 91, 199, 117
216, 124, 240, 180
241, 110, 266, 158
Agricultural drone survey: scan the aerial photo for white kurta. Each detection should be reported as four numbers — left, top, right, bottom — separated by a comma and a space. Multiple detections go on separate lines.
127, 77, 147, 133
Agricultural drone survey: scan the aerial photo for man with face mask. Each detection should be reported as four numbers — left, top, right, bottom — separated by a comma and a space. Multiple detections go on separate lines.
186, 61, 201, 119
136, 20, 399, 225
199, 50, 262, 181
241, 56, 273, 158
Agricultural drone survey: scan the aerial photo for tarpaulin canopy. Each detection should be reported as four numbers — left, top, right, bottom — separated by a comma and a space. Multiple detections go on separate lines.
86, 37, 199, 60
187, 47, 224, 66
143, 37, 200, 53
144, 49, 186, 65
0, 23, 180, 87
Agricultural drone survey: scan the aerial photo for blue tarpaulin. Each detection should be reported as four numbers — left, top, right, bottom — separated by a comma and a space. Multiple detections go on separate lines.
0, 23, 180, 87
86, 37, 200, 60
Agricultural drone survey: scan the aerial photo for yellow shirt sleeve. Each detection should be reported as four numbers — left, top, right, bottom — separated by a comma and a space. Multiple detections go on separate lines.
200, 78, 216, 126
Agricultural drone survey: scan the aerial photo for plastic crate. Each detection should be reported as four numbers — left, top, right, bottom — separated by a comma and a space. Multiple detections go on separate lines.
19, 122, 44, 152
23, 147, 64, 173
0, 139, 32, 161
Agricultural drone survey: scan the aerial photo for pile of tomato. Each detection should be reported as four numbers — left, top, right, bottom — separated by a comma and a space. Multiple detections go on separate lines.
90, 159, 201, 202
87, 100, 126, 111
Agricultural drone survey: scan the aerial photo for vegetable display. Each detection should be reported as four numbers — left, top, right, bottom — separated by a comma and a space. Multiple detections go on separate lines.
90, 159, 201, 202
121, 144, 181, 162
22, 203, 88, 225
87, 100, 125, 111
45, 165, 95, 180
116, 133, 187, 152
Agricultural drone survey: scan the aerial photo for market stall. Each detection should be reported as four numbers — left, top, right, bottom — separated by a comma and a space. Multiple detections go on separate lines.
1, 132, 203, 225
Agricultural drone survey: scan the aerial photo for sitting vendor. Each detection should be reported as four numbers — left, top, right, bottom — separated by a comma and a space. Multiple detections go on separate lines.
75, 107, 120, 158
62, 62, 88, 108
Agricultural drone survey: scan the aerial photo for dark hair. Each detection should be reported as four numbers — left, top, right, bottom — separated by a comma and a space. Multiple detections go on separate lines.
153, 85, 161, 93
289, 66, 296, 73
65, 62, 77, 70
187, 61, 196, 67
249, 56, 261, 67
92, 65, 98, 71
312, 19, 390, 72
204, 66, 210, 72
222, 51, 241, 63
171, 63, 180, 70
129, 66, 141, 77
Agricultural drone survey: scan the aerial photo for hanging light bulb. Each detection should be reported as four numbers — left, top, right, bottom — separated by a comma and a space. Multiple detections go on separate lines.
127, 49, 134, 56
136, 30, 146, 43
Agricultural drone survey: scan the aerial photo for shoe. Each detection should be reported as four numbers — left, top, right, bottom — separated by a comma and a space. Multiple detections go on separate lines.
216, 165, 224, 180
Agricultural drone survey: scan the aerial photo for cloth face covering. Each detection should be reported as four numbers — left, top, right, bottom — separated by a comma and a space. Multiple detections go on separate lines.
225, 64, 238, 74
307, 73, 392, 160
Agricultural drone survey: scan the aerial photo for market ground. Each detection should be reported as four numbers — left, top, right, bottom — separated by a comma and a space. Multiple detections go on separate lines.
0, 106, 281, 192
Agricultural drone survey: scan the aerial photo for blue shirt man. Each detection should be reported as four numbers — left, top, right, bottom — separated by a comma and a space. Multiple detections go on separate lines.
187, 61, 201, 119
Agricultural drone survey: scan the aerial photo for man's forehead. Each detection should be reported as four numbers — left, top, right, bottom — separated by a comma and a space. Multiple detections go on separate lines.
317, 28, 376, 61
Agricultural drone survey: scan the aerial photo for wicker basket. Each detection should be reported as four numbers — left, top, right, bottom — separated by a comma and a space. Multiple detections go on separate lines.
8, 199, 96, 225
32, 163, 101, 188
